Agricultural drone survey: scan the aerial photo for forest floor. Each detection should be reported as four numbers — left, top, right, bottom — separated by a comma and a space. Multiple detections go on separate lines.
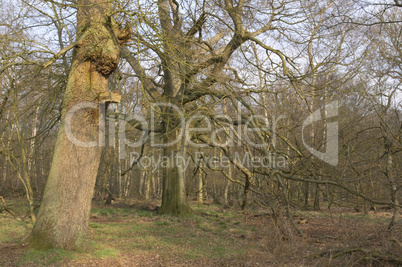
0, 199, 401, 266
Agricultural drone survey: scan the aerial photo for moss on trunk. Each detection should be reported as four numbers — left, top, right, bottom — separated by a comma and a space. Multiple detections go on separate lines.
158, 111, 192, 216
29, 0, 120, 250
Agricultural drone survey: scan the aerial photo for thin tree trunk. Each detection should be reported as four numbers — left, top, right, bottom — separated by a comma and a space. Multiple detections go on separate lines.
241, 175, 250, 210
314, 184, 320, 210
198, 167, 203, 205
145, 170, 150, 201
1, 111, 10, 187
387, 144, 399, 230
116, 105, 122, 198
139, 169, 145, 196
151, 171, 155, 199
304, 182, 309, 208
124, 175, 131, 197
28, 106, 39, 193
224, 166, 231, 206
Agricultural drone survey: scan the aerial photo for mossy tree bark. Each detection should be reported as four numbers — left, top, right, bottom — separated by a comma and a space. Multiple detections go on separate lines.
29, 0, 120, 250
158, 106, 192, 215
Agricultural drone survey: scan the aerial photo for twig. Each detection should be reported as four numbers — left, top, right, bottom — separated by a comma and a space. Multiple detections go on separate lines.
0, 196, 16, 218
42, 34, 85, 68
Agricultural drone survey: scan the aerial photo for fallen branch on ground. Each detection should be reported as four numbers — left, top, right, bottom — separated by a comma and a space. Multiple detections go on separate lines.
318, 247, 402, 265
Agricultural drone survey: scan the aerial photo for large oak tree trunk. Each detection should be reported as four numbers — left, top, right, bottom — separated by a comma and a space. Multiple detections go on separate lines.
29, 0, 120, 250
158, 110, 192, 215
159, 157, 192, 215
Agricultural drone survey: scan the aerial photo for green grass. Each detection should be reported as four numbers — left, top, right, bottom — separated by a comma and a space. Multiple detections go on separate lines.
155, 220, 171, 226
15, 243, 118, 266
1, 200, 399, 266
0, 216, 32, 244
292, 208, 393, 224
91, 243, 120, 259
17, 248, 77, 266
86, 204, 256, 262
